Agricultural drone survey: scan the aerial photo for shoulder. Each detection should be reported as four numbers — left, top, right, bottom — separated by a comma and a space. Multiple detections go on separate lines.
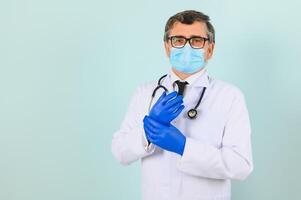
131, 80, 157, 98
127, 80, 158, 113
209, 77, 246, 102
138, 80, 157, 91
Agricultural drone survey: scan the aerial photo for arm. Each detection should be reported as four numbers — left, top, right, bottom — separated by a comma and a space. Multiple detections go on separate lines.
177, 93, 253, 180
111, 85, 155, 165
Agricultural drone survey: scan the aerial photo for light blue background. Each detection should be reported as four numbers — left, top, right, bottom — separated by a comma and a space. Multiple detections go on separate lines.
1, 0, 301, 199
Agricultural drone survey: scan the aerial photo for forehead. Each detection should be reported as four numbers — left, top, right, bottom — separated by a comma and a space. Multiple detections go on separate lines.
169, 21, 207, 37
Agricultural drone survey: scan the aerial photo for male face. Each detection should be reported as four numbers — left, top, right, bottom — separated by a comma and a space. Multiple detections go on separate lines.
164, 21, 215, 74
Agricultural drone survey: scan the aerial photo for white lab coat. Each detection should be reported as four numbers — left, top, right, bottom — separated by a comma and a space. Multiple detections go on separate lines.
111, 70, 253, 200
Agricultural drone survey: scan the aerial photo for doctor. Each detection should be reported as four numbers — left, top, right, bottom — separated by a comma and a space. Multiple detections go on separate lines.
112, 10, 253, 200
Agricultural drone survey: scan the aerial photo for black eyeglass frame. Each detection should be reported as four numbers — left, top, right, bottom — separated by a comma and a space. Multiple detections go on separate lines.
167, 35, 210, 49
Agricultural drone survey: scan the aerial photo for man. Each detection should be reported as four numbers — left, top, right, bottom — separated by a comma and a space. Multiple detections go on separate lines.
111, 10, 253, 200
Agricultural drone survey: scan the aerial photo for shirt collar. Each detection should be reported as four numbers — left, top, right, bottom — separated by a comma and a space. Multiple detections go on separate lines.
169, 67, 209, 88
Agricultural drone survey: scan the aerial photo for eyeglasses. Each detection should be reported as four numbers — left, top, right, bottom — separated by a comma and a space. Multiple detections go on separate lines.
168, 36, 209, 49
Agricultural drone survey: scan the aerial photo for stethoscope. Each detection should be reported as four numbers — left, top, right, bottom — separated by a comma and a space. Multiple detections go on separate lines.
148, 74, 207, 119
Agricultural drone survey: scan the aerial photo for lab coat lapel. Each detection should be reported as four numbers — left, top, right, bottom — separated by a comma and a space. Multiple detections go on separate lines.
191, 70, 210, 88
184, 70, 210, 106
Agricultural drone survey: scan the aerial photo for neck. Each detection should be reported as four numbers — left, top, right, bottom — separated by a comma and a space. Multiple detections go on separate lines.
172, 68, 190, 80
172, 68, 203, 80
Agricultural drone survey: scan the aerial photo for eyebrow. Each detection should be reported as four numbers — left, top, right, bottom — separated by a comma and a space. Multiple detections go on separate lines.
172, 35, 207, 38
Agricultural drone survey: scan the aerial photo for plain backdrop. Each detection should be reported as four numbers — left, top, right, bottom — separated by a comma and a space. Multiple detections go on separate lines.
1, 0, 301, 199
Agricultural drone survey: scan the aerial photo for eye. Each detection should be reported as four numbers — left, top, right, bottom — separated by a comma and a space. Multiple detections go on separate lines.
191, 37, 204, 44
190, 37, 206, 48
171, 37, 186, 47
172, 37, 185, 43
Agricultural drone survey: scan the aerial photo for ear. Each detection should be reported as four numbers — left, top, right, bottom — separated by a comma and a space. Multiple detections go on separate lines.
206, 42, 215, 60
164, 41, 171, 58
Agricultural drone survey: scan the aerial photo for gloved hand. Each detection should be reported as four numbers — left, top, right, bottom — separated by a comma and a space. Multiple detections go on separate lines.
149, 91, 184, 125
143, 115, 186, 156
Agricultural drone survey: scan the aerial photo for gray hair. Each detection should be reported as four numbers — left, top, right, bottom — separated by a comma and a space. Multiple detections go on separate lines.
164, 10, 215, 43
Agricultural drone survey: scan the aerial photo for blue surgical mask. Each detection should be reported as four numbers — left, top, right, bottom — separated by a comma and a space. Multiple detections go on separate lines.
169, 44, 206, 74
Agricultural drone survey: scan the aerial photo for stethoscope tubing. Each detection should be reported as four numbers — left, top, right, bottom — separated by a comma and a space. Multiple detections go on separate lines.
149, 74, 207, 119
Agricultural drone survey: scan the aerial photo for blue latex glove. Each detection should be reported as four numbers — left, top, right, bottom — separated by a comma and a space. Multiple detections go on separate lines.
149, 91, 185, 125
143, 115, 186, 156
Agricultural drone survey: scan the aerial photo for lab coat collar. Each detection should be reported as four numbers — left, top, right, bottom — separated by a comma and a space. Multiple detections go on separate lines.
167, 68, 209, 89
159, 68, 210, 108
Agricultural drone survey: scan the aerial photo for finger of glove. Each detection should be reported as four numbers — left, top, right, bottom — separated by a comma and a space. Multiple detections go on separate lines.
164, 95, 183, 110
144, 123, 162, 142
151, 91, 166, 109
144, 116, 167, 131
164, 106, 184, 122
170, 104, 185, 117
143, 124, 155, 141
143, 115, 157, 129
144, 116, 156, 130
147, 114, 168, 126
165, 101, 183, 113
161, 91, 178, 104
143, 118, 156, 135
166, 100, 184, 113
143, 115, 149, 124
155, 91, 167, 104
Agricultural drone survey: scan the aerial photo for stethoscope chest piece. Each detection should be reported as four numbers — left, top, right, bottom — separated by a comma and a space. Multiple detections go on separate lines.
187, 109, 198, 119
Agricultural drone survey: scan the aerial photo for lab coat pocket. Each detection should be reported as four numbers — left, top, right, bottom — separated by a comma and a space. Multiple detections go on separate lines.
180, 174, 230, 200
184, 108, 225, 148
